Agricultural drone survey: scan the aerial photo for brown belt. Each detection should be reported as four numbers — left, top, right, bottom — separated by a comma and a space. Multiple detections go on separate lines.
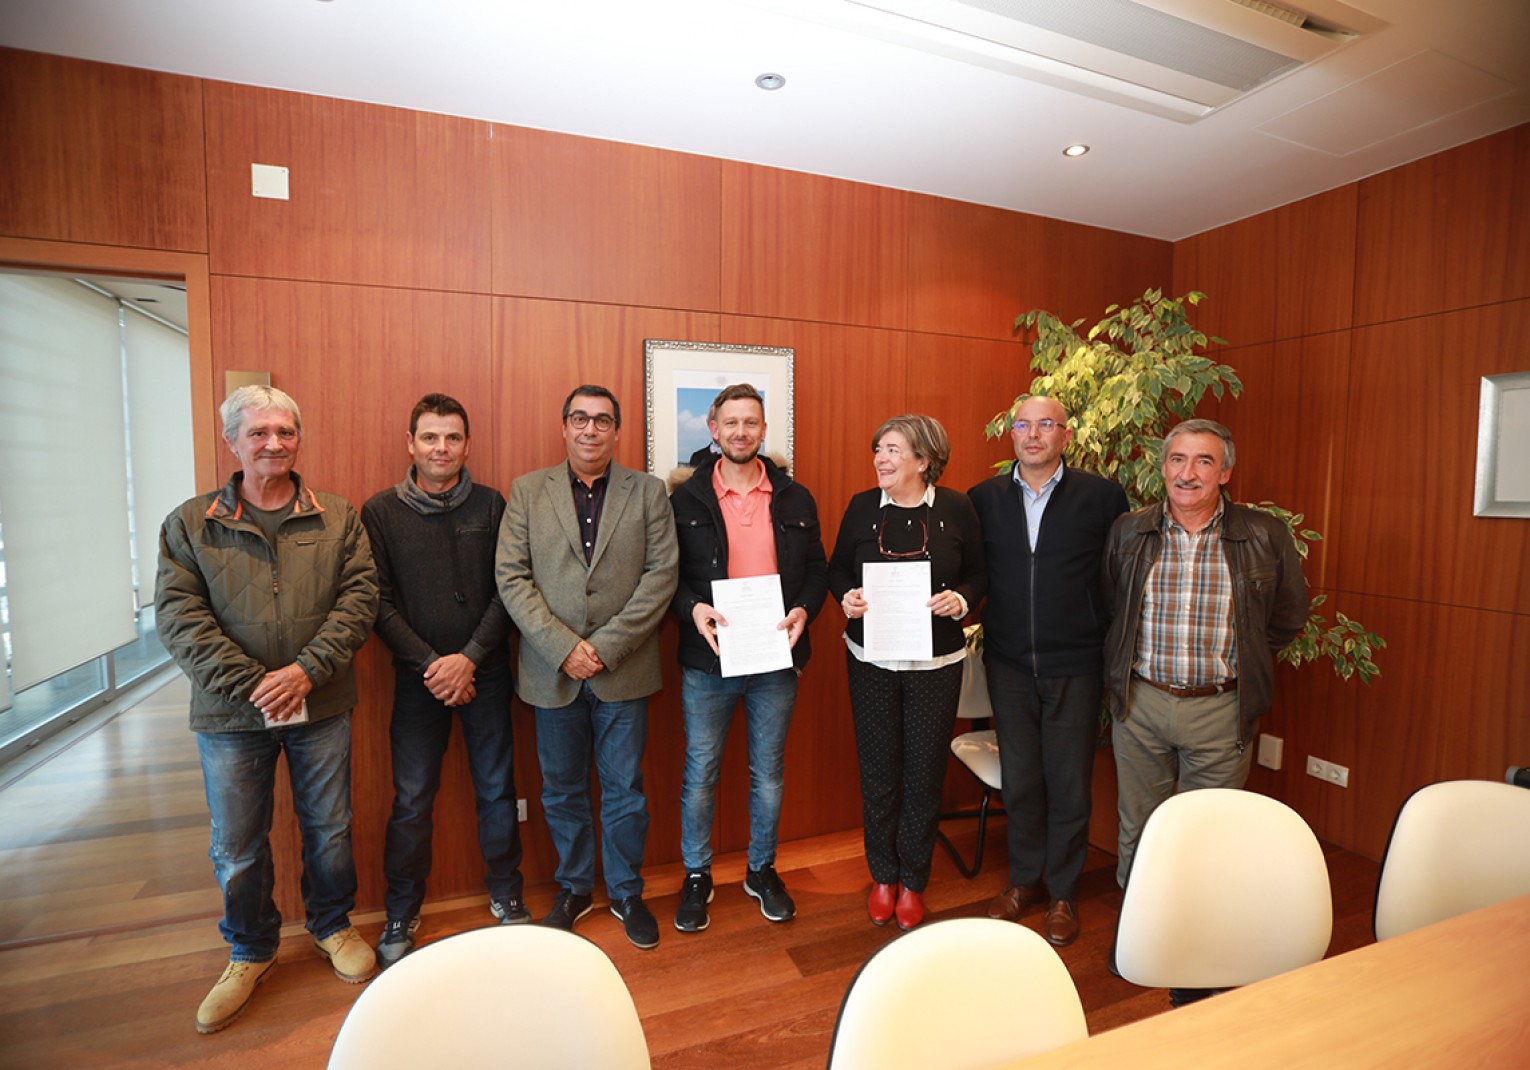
1134, 673, 1238, 699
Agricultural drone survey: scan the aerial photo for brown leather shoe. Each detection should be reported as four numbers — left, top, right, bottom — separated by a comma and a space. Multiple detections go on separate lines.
1044, 899, 1079, 947
987, 884, 1042, 922
895, 887, 926, 931
868, 882, 899, 926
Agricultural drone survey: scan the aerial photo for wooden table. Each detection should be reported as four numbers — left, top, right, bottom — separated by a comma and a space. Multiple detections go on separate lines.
1009, 892, 1530, 1068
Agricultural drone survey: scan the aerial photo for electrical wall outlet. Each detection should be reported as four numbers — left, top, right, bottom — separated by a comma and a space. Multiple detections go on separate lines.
1257, 733, 1283, 770
1305, 755, 1350, 788
517, 798, 528, 823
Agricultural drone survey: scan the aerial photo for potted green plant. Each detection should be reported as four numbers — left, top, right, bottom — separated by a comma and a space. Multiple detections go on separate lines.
987, 288, 1383, 682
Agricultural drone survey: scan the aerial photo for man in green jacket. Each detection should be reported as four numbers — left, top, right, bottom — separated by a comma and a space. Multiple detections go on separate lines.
156, 385, 379, 1036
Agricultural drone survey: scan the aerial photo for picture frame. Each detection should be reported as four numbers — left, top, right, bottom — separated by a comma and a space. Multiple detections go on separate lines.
644, 340, 794, 476
1473, 371, 1530, 518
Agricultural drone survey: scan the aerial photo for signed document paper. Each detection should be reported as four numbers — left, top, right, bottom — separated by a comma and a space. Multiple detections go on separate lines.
713, 574, 794, 678
862, 561, 933, 661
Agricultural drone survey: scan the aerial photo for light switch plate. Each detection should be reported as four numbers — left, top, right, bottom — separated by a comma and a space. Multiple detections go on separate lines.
251, 163, 289, 200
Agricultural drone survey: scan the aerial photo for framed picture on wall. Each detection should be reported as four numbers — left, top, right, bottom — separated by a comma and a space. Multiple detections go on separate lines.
1473, 371, 1530, 518
644, 340, 794, 476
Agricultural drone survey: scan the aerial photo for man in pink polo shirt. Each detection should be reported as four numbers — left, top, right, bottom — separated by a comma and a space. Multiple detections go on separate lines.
667, 384, 828, 932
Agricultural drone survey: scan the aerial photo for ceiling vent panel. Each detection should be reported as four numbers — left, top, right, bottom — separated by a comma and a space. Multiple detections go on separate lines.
836, 0, 1381, 121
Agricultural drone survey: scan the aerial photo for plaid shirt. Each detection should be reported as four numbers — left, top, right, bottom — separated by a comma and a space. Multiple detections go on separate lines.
1133, 502, 1237, 687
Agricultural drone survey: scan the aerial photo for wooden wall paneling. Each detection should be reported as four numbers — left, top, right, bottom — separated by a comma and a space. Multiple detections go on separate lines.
1313, 594, 1525, 859
490, 125, 722, 311
1172, 210, 1279, 348
0, 49, 207, 252
905, 332, 1028, 495
1273, 186, 1357, 340
490, 296, 723, 479
204, 83, 491, 291
713, 316, 913, 850
209, 276, 495, 504
721, 163, 909, 330
905, 195, 1052, 341
1215, 334, 1351, 589
1174, 185, 1357, 348
1042, 218, 1173, 329
1354, 124, 1530, 327
1336, 301, 1530, 613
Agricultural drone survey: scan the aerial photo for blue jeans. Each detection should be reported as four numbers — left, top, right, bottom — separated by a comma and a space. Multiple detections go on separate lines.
383, 664, 523, 921
680, 666, 798, 872
196, 712, 357, 963
534, 684, 649, 900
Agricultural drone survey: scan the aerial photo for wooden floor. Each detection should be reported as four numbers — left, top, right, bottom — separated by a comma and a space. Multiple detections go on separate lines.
0, 675, 1383, 1069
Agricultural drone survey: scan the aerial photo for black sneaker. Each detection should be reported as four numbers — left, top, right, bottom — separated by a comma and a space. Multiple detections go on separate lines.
490, 896, 532, 925
744, 864, 796, 922
376, 916, 420, 968
674, 870, 714, 933
542, 889, 594, 931
610, 895, 660, 949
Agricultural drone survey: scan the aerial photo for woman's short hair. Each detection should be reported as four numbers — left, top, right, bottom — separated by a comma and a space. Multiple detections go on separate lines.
872, 413, 950, 485
221, 384, 302, 443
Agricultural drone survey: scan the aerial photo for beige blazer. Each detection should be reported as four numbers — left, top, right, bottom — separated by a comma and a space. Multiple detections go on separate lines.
495, 460, 679, 708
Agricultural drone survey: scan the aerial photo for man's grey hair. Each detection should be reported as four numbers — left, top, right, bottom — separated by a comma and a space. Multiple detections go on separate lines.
1162, 418, 1235, 470
221, 384, 302, 443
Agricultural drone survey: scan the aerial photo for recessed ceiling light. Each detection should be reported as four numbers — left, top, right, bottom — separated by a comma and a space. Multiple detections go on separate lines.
755, 73, 786, 91
1062, 144, 1090, 158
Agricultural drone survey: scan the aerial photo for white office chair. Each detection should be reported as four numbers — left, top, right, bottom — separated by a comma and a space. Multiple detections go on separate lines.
936, 628, 1003, 878
1373, 778, 1530, 940
1115, 788, 1332, 991
328, 925, 650, 1069
827, 918, 1087, 1070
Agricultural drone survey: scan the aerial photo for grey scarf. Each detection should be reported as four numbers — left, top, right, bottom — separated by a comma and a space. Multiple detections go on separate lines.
396, 465, 475, 515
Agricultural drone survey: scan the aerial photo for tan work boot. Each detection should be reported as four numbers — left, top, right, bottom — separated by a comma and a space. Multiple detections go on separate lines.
313, 925, 376, 983
195, 958, 275, 1035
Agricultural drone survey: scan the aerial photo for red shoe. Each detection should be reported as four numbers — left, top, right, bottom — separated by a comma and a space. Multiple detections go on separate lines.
868, 883, 899, 926
895, 887, 926, 931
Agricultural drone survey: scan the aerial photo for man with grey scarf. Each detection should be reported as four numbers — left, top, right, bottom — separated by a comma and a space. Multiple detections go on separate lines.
361, 393, 527, 967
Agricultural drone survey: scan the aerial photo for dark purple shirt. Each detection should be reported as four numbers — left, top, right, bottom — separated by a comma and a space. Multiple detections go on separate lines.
568, 464, 610, 563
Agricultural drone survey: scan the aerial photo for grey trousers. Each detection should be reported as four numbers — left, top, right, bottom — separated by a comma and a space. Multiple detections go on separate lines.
1112, 682, 1251, 888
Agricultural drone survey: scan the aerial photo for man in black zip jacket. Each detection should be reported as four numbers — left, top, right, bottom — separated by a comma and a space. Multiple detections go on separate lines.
968, 394, 1128, 947
667, 384, 828, 933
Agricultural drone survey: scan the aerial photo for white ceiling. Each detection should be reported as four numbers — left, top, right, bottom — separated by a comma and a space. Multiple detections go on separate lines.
4, 0, 1527, 240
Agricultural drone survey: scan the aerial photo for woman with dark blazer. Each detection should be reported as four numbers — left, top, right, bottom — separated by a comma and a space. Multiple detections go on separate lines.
829, 414, 986, 930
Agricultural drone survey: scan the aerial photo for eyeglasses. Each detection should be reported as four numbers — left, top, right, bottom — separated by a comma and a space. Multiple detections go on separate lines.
877, 515, 929, 560
1014, 419, 1061, 434
566, 411, 616, 432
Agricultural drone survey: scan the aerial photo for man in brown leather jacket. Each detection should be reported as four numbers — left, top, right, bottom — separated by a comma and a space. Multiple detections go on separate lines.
1100, 418, 1307, 890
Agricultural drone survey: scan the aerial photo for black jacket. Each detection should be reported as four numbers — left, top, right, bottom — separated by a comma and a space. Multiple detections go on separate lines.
968, 464, 1128, 677
669, 455, 828, 673
361, 483, 512, 677
828, 486, 987, 660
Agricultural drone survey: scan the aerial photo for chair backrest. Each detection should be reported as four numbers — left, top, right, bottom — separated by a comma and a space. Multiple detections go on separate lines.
956, 627, 993, 721
328, 925, 650, 1069
1374, 779, 1530, 941
1115, 789, 1332, 990
827, 918, 1086, 1070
